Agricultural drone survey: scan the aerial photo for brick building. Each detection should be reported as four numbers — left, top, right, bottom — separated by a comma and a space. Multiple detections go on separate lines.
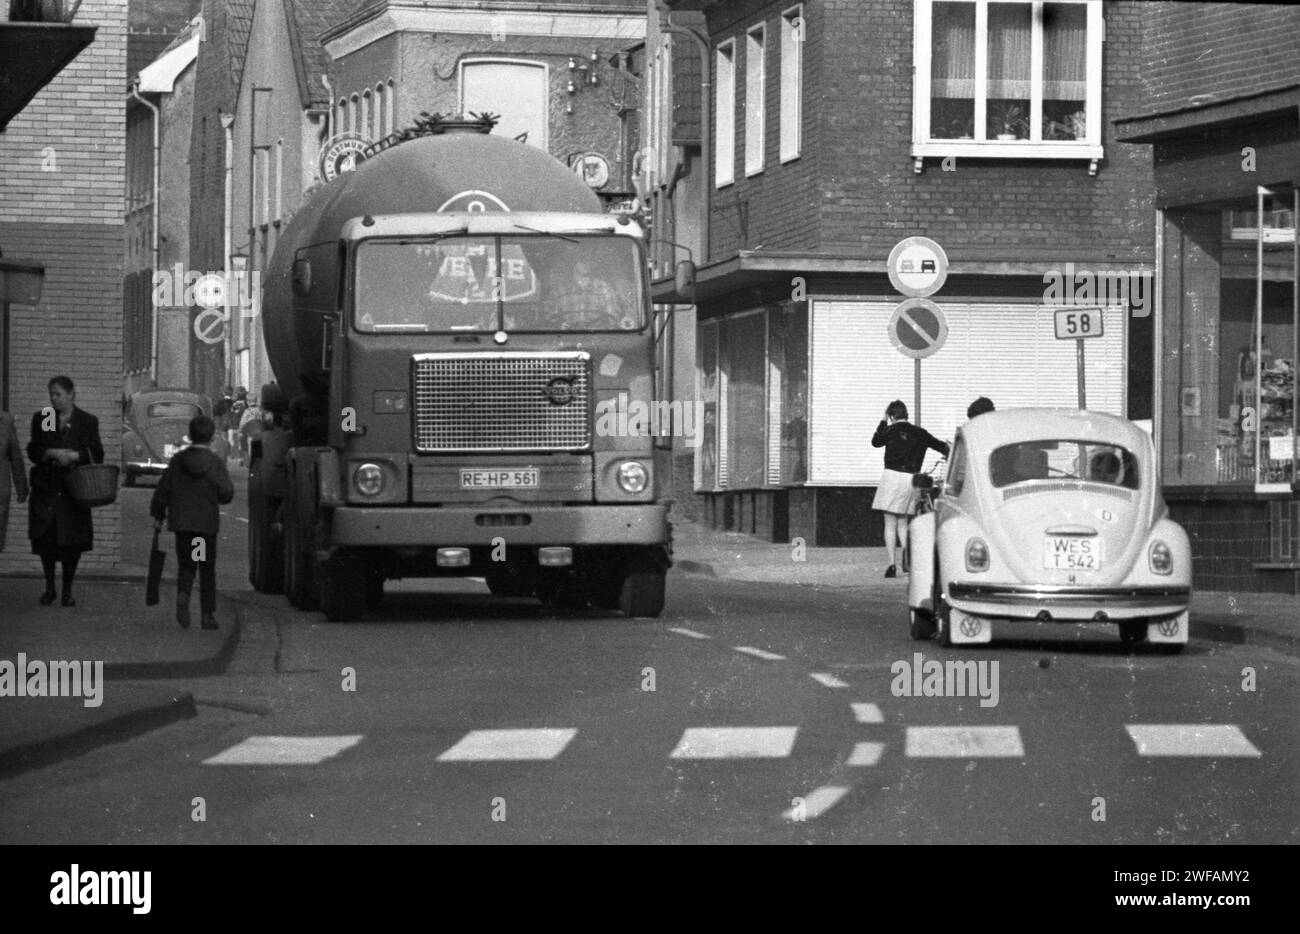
0, 0, 127, 573
654, 0, 1156, 545
1115, 2, 1300, 592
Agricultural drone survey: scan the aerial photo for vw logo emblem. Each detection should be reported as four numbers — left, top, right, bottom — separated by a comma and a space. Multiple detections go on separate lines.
1158, 618, 1180, 637
543, 376, 576, 406
959, 616, 982, 637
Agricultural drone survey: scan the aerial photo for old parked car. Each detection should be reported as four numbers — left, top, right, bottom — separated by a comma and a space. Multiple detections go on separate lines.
907, 409, 1191, 652
121, 389, 229, 486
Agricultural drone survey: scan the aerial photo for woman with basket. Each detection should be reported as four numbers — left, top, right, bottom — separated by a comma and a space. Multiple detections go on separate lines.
27, 375, 105, 607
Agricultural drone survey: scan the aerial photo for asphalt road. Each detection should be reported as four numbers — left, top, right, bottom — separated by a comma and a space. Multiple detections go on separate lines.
1, 470, 1296, 844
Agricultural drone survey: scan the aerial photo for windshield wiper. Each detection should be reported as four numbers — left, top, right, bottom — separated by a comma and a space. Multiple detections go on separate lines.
509, 224, 579, 243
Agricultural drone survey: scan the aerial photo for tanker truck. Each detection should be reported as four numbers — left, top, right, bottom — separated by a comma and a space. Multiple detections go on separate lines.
247, 117, 673, 621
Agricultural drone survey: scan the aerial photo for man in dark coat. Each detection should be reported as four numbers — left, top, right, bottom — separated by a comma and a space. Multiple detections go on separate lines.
150, 415, 234, 630
28, 376, 104, 606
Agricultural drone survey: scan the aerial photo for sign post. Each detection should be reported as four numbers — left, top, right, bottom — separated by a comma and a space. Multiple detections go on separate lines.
1053, 307, 1104, 408
887, 238, 949, 426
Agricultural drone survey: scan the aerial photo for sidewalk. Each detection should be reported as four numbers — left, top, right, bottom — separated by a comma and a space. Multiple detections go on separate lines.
0, 569, 239, 778
670, 521, 1299, 658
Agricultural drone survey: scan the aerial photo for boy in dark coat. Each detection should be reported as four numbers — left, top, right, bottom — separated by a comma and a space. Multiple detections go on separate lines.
150, 415, 234, 630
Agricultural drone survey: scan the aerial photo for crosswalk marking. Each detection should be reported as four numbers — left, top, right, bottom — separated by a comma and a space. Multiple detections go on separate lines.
905, 726, 1024, 758
669, 727, 798, 760
203, 735, 362, 766
668, 627, 711, 640
733, 646, 786, 661
1125, 724, 1261, 758
436, 728, 577, 762
810, 672, 849, 689
852, 703, 884, 723
847, 742, 885, 767
784, 785, 850, 821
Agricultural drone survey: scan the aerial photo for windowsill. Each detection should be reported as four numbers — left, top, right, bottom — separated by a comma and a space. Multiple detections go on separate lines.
715, 179, 735, 190
779, 152, 801, 165
912, 140, 1103, 160
744, 166, 764, 178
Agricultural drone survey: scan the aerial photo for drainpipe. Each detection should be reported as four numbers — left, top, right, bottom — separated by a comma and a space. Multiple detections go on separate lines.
660, 21, 710, 266
221, 111, 235, 391
131, 80, 161, 384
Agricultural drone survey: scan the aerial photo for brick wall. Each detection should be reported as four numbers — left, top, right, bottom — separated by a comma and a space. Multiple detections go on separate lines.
0, 0, 127, 573
1137, 2, 1300, 114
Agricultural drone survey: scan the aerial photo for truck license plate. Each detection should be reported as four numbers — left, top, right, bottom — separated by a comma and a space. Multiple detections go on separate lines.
1043, 536, 1101, 570
460, 468, 539, 489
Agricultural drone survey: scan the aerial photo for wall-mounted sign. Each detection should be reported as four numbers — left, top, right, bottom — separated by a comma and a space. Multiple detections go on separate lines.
319, 133, 371, 182
572, 152, 610, 189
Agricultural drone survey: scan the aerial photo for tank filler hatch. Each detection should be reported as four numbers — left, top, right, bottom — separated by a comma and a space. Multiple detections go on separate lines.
362, 111, 501, 160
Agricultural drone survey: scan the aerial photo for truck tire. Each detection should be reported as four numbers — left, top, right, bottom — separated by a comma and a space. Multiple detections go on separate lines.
619, 570, 665, 619
485, 564, 535, 598
282, 498, 317, 610
536, 572, 588, 611
366, 572, 384, 609
319, 551, 368, 622
248, 479, 284, 594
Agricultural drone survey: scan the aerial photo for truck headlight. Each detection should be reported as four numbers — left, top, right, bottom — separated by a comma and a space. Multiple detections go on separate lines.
965, 537, 990, 572
616, 461, 648, 494
354, 463, 385, 497
1149, 540, 1173, 575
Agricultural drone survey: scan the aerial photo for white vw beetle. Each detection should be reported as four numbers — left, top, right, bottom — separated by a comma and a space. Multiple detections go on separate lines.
908, 409, 1191, 652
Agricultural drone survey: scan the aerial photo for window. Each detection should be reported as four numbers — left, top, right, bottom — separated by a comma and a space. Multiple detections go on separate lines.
336, 98, 346, 138
946, 437, 967, 496
780, 6, 803, 162
913, 0, 1102, 164
349, 94, 358, 135
460, 60, 547, 149
362, 89, 372, 140
745, 25, 765, 176
387, 80, 396, 135
375, 83, 386, 138
715, 40, 735, 187
273, 140, 283, 222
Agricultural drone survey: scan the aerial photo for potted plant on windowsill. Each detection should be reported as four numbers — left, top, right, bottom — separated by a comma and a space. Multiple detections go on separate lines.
989, 102, 1028, 141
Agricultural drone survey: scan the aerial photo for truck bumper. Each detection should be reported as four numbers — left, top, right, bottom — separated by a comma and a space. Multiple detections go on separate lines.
330, 504, 670, 547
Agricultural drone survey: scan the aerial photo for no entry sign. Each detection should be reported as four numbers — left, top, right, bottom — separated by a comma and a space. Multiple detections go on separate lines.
888, 298, 948, 359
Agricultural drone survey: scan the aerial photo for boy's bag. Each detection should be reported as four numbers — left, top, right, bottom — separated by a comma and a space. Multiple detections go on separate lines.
146, 527, 166, 606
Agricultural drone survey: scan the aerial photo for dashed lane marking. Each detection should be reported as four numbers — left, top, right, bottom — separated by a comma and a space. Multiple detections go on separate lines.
436, 728, 578, 762
669, 727, 799, 760
810, 672, 849, 689
668, 627, 711, 640
203, 735, 363, 766
905, 726, 1024, 758
733, 646, 786, 661
783, 785, 850, 821
1125, 724, 1261, 758
234, 517, 249, 524
852, 703, 884, 724
846, 742, 885, 767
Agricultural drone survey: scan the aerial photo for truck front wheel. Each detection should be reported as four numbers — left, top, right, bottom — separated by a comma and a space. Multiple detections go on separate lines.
619, 569, 666, 619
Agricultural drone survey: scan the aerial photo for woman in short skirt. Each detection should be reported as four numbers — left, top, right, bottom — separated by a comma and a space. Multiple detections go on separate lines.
871, 400, 949, 577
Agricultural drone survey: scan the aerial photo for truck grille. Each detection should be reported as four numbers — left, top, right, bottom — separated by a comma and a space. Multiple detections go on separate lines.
413, 353, 590, 452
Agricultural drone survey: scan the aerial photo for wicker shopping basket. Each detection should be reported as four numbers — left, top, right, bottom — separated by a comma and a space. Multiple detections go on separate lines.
67, 464, 121, 508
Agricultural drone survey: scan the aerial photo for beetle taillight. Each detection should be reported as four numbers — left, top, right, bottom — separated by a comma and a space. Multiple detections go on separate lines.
1149, 540, 1173, 575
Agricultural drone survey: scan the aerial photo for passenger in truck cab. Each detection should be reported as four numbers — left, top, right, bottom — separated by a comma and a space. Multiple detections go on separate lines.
555, 260, 625, 329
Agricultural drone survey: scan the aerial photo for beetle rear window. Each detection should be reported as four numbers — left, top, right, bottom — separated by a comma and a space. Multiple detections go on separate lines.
989, 441, 1139, 490
147, 402, 202, 419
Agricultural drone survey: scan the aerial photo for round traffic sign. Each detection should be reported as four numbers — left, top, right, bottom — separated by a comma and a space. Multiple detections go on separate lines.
887, 236, 949, 298
888, 298, 948, 359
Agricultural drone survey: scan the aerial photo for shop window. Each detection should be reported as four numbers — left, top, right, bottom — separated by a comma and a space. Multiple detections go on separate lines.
697, 320, 720, 490
913, 0, 1102, 163
460, 60, 547, 150
726, 312, 767, 488
771, 303, 808, 484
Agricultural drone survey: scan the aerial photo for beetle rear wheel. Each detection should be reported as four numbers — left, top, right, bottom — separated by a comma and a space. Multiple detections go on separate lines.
909, 609, 936, 640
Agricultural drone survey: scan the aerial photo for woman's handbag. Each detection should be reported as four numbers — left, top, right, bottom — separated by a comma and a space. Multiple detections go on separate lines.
66, 463, 120, 508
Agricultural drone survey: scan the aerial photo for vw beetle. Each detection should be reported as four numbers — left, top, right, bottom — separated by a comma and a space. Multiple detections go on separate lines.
121, 389, 229, 486
908, 409, 1191, 651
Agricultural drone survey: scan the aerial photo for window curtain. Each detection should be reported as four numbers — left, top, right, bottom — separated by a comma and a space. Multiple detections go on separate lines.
986, 3, 1032, 99
931, 2, 976, 98
1044, 2, 1087, 100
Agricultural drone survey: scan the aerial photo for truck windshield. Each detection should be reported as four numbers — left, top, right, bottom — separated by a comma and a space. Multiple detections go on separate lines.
354, 234, 646, 333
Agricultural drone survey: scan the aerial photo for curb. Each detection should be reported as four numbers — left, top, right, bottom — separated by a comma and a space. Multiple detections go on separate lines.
104, 600, 243, 681
0, 691, 197, 780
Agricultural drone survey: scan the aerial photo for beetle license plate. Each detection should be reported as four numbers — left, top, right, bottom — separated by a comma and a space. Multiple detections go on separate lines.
1044, 536, 1101, 570
460, 469, 539, 489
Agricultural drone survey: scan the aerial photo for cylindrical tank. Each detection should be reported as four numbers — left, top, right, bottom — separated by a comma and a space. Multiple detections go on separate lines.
262, 131, 604, 398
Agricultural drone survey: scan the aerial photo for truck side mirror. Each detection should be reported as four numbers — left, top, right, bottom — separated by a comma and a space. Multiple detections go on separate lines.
674, 259, 696, 300
291, 257, 312, 296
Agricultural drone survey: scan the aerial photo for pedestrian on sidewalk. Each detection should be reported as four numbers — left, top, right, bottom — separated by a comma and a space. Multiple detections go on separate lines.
0, 408, 30, 552
150, 414, 233, 630
871, 400, 949, 578
967, 396, 995, 419
26, 376, 104, 606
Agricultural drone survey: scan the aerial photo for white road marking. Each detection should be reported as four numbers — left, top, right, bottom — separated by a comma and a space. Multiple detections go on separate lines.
852, 703, 884, 723
669, 727, 798, 760
203, 735, 362, 766
846, 742, 885, 767
1125, 724, 1261, 758
436, 728, 577, 762
668, 627, 711, 640
234, 516, 249, 524
810, 672, 850, 689
905, 726, 1024, 758
733, 646, 786, 661
783, 785, 850, 821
